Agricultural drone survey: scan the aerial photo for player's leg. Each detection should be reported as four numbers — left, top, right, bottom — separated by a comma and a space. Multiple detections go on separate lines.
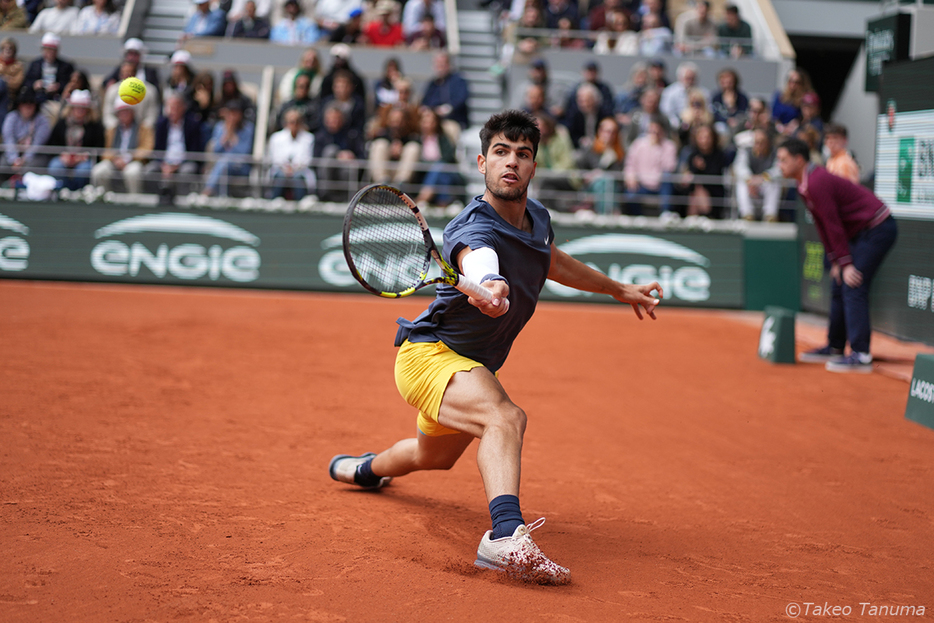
369, 430, 474, 477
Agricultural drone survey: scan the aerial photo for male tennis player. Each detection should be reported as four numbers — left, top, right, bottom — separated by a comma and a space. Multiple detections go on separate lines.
329, 110, 663, 584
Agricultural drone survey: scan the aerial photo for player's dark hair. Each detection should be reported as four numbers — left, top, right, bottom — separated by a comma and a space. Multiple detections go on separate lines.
779, 137, 810, 160
480, 109, 541, 159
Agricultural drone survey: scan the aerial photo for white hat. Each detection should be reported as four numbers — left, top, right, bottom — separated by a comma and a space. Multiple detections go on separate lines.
192, 0, 210, 4
171, 49, 191, 65
41, 32, 60, 48
375, 0, 396, 14
114, 98, 133, 112
330, 43, 351, 60
69, 89, 92, 108
124, 37, 145, 52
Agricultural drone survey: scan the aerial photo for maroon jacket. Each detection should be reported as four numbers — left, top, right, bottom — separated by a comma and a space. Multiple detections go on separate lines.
797, 164, 891, 267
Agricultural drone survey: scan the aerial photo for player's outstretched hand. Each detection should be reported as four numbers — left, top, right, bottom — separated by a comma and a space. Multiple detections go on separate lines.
613, 281, 663, 320
468, 279, 510, 318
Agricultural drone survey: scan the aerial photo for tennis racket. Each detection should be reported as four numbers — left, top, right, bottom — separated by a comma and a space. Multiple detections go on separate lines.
342, 184, 496, 303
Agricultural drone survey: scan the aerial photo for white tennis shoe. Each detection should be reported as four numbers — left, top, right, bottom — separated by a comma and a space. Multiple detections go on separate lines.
474, 518, 571, 585
328, 453, 392, 490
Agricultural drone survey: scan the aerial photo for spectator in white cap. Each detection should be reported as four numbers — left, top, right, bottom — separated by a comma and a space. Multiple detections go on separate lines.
29, 0, 79, 34
180, 0, 226, 42
45, 89, 105, 190
103, 38, 162, 97
314, 0, 362, 39
270, 0, 320, 45
167, 50, 195, 101
71, 0, 121, 35
318, 43, 365, 102
23, 33, 74, 105
91, 98, 153, 194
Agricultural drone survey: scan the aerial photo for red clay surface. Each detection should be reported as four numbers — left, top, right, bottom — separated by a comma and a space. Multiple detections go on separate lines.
2, 281, 933, 622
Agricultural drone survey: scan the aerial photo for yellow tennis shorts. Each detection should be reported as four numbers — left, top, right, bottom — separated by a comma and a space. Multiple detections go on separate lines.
395, 339, 487, 437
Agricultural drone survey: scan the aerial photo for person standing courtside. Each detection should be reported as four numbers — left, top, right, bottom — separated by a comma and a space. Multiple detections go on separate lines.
778, 138, 898, 373
328, 110, 663, 583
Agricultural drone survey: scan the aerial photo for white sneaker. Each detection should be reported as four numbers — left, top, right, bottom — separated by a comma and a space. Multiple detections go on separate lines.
474, 518, 571, 585
328, 453, 391, 490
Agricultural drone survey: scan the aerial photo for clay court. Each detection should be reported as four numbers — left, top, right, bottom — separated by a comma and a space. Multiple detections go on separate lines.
2, 280, 933, 622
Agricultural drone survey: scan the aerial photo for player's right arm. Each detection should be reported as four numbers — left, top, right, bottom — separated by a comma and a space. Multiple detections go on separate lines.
456, 246, 510, 318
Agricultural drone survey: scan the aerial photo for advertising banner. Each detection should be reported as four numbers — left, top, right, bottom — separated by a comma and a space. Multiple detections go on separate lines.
0, 203, 745, 308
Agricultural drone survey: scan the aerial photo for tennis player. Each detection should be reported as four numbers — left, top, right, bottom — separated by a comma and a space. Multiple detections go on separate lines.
329, 110, 663, 584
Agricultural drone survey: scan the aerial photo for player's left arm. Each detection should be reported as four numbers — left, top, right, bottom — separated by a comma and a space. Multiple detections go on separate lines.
548, 244, 663, 320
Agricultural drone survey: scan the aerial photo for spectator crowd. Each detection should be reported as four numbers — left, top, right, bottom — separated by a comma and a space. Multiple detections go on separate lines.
0, 0, 856, 220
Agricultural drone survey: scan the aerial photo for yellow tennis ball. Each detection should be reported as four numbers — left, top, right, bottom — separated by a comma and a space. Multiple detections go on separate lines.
119, 77, 146, 105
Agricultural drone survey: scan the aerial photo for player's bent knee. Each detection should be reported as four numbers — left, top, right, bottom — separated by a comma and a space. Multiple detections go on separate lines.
487, 405, 527, 438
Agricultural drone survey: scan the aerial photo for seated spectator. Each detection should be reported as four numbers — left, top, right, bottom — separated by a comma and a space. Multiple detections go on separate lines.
623, 116, 677, 215
275, 71, 320, 133
421, 51, 470, 138
167, 50, 195, 102
29, 0, 79, 34
72, 0, 121, 35
624, 87, 669, 147
329, 7, 365, 44
267, 107, 315, 200
613, 62, 648, 126
594, 9, 638, 56
145, 93, 203, 203
508, 58, 566, 119
677, 0, 717, 57
46, 89, 105, 191
366, 76, 418, 138
798, 124, 823, 165
675, 88, 713, 147
277, 47, 322, 103
314, 103, 364, 202
401, 0, 444, 39
563, 82, 604, 151
551, 16, 588, 50
797, 91, 824, 142
181, 0, 227, 42
0, 0, 29, 30
364, 0, 404, 47
228, 0, 270, 38
543, 0, 578, 30
710, 67, 748, 141
823, 123, 859, 184
771, 68, 810, 135
678, 123, 728, 218
588, 0, 623, 32
42, 69, 97, 126
532, 112, 579, 212
373, 57, 404, 109
218, 69, 256, 125
203, 99, 254, 196
2, 89, 51, 174
102, 39, 161, 99
0, 37, 24, 128
90, 99, 153, 194
321, 69, 366, 135
270, 0, 320, 45
226, 0, 271, 23
733, 97, 775, 149
576, 116, 625, 214
188, 71, 218, 142
638, 12, 672, 56
718, 4, 753, 58
319, 43, 366, 103
367, 105, 420, 185
24, 33, 73, 106
648, 58, 670, 91
660, 61, 709, 131
102, 62, 159, 130
511, 3, 548, 63
413, 107, 463, 207
635, 0, 670, 30
734, 127, 780, 221
562, 61, 614, 125
521, 83, 548, 117
407, 13, 446, 50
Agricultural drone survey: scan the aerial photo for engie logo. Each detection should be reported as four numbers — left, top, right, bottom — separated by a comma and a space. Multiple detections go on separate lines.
91, 213, 261, 282
0, 212, 30, 272
317, 227, 445, 289
545, 234, 712, 302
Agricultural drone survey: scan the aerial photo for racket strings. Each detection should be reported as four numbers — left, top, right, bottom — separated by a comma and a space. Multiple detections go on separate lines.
346, 188, 431, 293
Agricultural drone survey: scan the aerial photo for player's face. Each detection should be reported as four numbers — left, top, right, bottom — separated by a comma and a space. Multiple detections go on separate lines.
479, 133, 536, 202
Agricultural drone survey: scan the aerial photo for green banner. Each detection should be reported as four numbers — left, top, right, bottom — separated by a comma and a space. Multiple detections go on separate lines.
0, 202, 748, 307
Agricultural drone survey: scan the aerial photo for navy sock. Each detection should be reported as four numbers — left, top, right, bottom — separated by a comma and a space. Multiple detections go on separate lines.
354, 458, 383, 487
489, 494, 525, 540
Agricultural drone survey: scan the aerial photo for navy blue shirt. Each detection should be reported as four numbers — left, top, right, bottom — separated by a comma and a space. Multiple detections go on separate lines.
395, 196, 554, 372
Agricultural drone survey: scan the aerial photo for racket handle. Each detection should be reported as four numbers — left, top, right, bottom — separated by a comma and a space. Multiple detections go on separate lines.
455, 276, 494, 302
